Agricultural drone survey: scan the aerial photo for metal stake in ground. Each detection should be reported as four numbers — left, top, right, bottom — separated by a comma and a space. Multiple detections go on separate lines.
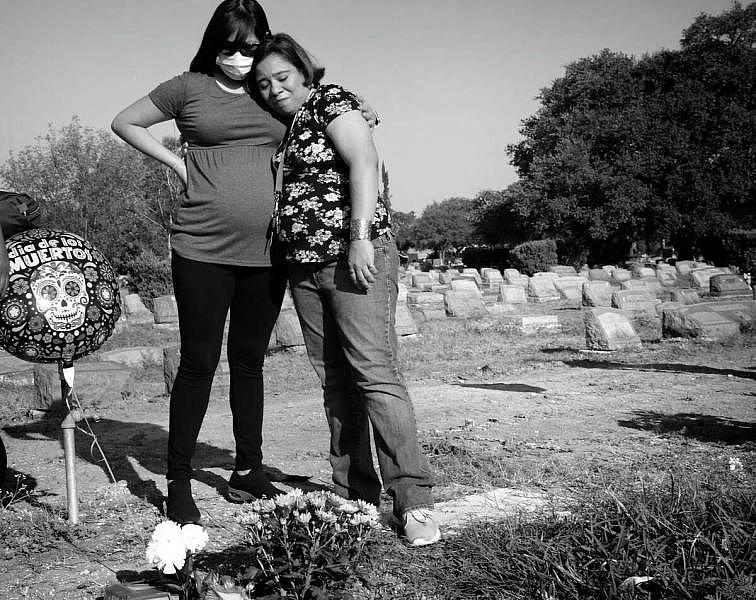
59, 361, 79, 525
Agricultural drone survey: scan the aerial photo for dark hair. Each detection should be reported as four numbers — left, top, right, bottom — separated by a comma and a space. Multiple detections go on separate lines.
256, 33, 325, 86
189, 0, 271, 75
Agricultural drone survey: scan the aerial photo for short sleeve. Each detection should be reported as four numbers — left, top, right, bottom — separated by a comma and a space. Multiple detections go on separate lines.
314, 84, 361, 127
148, 72, 188, 119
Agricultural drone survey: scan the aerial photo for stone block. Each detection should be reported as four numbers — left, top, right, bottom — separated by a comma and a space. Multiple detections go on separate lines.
152, 295, 179, 324
122, 293, 154, 324
548, 265, 577, 276
427, 270, 440, 283
450, 278, 481, 296
406, 291, 445, 311
633, 266, 656, 279
601, 265, 616, 274
612, 289, 661, 314
0, 351, 35, 386
486, 303, 518, 316
674, 261, 695, 276
438, 271, 454, 285
416, 307, 447, 321
394, 303, 419, 336
498, 284, 527, 304
670, 288, 701, 305
532, 271, 559, 280
582, 281, 612, 307
503, 268, 521, 283
610, 269, 632, 285
528, 276, 560, 303
710, 274, 750, 297
99, 346, 162, 368
481, 268, 504, 289
689, 267, 727, 289
444, 290, 489, 319
34, 361, 132, 409
462, 268, 482, 286
500, 315, 560, 335
662, 304, 741, 340
584, 308, 643, 351
411, 272, 433, 289
656, 270, 678, 286
553, 276, 588, 304
704, 299, 755, 328
589, 268, 611, 282
430, 283, 450, 293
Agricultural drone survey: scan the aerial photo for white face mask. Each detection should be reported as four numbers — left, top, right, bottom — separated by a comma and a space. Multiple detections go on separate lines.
215, 52, 254, 80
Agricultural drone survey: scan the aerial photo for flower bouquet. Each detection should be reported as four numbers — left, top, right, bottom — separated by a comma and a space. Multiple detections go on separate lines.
145, 521, 209, 599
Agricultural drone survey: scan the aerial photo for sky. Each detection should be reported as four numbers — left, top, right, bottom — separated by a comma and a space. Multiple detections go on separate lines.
0, 0, 737, 215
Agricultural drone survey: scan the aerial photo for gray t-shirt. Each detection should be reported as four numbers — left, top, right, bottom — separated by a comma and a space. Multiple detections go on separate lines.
149, 72, 286, 266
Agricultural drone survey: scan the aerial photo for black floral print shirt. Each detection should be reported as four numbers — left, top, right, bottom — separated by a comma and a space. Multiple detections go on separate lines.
272, 84, 391, 263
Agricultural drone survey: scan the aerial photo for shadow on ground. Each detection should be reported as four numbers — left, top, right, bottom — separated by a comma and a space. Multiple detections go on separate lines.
618, 410, 756, 445
2, 404, 315, 510
455, 383, 547, 393
564, 359, 756, 380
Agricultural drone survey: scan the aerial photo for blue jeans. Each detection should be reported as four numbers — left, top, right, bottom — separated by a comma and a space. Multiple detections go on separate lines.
287, 234, 434, 517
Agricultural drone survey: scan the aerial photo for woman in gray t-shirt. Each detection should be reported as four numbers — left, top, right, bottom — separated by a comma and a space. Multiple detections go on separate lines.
112, 0, 288, 525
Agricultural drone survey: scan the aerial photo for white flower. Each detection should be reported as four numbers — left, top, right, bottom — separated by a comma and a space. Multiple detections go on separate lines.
729, 457, 743, 472
181, 524, 208, 553
295, 512, 312, 524
315, 509, 337, 524
145, 521, 186, 575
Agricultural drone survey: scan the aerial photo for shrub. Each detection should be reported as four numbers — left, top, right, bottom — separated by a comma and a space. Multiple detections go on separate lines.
510, 239, 558, 275
723, 229, 756, 278
121, 251, 173, 311
460, 246, 511, 271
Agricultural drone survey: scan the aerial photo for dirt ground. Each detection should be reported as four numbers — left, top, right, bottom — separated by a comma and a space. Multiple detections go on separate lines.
0, 327, 754, 598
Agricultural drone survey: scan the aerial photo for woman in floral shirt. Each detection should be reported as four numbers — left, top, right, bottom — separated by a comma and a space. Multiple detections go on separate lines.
255, 33, 440, 546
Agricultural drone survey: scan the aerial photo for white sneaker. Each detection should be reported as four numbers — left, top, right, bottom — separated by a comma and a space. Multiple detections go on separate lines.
402, 508, 441, 546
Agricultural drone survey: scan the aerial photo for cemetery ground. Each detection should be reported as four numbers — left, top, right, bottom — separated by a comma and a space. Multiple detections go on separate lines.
0, 308, 754, 599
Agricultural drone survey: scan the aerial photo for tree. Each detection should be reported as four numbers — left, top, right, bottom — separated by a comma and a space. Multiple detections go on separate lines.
0, 117, 170, 269
469, 183, 535, 247
413, 197, 477, 262
390, 209, 417, 250
503, 3, 755, 265
380, 162, 392, 210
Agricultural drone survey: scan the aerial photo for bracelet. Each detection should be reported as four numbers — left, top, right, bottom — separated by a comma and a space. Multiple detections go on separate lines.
350, 218, 372, 241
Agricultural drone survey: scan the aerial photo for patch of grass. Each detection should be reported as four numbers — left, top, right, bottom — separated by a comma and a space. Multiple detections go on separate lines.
366, 469, 755, 600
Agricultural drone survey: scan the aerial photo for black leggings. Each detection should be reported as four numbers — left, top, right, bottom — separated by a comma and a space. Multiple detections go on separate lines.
166, 252, 286, 481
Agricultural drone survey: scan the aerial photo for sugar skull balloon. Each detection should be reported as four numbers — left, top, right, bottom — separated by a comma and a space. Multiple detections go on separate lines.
0, 229, 121, 363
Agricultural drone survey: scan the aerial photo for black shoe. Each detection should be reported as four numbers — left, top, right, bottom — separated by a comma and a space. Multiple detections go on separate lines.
227, 469, 282, 502
166, 479, 201, 524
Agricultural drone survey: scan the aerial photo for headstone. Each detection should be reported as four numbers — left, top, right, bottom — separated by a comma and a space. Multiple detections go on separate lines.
444, 290, 489, 319
710, 274, 751, 298
34, 361, 132, 409
704, 299, 755, 329
689, 267, 727, 290
438, 271, 454, 285
504, 268, 528, 288
486, 303, 517, 316
406, 291, 445, 311
498, 284, 527, 304
675, 260, 695, 276
584, 308, 643, 351
427, 270, 440, 283
670, 288, 701, 305
548, 265, 577, 276
610, 269, 632, 285
589, 268, 611, 282
499, 315, 560, 334
153, 295, 179, 324
411, 272, 434, 291
601, 265, 616, 274
582, 281, 612, 307
450, 278, 481, 296
99, 346, 162, 368
656, 270, 678, 287
394, 303, 419, 336
611, 289, 661, 315
527, 276, 560, 303
122, 293, 154, 324
431, 283, 450, 294
662, 304, 741, 340
553, 276, 588, 305
633, 266, 656, 279
0, 350, 35, 386
620, 279, 651, 291
532, 271, 559, 280
481, 268, 504, 289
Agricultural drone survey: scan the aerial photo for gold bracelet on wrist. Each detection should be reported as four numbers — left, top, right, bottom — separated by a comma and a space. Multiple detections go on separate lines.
350, 218, 371, 241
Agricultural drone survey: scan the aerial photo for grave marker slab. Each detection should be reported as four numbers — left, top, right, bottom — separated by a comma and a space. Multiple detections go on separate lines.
444, 290, 489, 318
675, 260, 695, 276
610, 269, 632, 285
612, 289, 661, 315
589, 268, 611, 282
582, 281, 612, 307
498, 284, 527, 304
394, 303, 419, 336
670, 288, 701, 305
584, 308, 643, 351
153, 295, 179, 324
553, 276, 589, 304
689, 267, 727, 289
710, 274, 751, 297
527, 276, 560, 303
450, 278, 481, 295
411, 272, 434, 291
500, 315, 560, 334
548, 265, 577, 276
35, 361, 132, 409
662, 304, 740, 340
407, 291, 445, 311
122, 293, 154, 324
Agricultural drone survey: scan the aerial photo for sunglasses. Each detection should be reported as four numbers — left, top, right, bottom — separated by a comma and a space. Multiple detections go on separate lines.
219, 43, 260, 58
